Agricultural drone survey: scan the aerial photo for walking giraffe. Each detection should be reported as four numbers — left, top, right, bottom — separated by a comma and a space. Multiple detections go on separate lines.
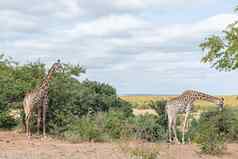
166, 90, 224, 144
23, 60, 62, 138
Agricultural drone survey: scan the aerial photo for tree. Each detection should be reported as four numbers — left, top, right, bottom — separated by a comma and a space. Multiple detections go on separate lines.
200, 7, 238, 71
0, 54, 132, 133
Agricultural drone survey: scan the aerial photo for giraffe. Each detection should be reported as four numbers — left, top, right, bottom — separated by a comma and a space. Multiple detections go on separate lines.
166, 90, 224, 144
23, 60, 62, 138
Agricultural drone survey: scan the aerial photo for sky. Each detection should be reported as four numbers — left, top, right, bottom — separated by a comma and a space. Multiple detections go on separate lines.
1, 0, 238, 95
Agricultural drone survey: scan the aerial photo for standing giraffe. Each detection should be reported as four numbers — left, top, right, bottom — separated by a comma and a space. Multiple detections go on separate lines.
23, 60, 62, 138
166, 90, 224, 144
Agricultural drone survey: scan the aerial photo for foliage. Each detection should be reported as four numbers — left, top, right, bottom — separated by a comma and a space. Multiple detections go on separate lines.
63, 110, 167, 143
47, 78, 132, 134
63, 110, 130, 142
0, 112, 17, 129
199, 137, 225, 155
200, 7, 238, 71
130, 114, 167, 142
102, 110, 130, 139
63, 115, 104, 142
149, 100, 168, 129
189, 108, 238, 154
0, 54, 132, 133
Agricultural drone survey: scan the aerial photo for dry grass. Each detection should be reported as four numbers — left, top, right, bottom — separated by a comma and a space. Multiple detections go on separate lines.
118, 141, 160, 159
121, 96, 238, 110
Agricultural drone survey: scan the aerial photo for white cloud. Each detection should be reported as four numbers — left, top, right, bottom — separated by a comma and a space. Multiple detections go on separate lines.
76, 0, 216, 16
1, 0, 238, 94
111, 0, 211, 9
68, 14, 146, 37
128, 13, 238, 45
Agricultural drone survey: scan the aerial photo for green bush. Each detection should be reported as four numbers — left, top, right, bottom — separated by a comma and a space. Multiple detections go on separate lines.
47, 77, 133, 134
130, 114, 167, 142
149, 100, 168, 129
64, 115, 104, 142
189, 108, 238, 155
64, 110, 132, 142
200, 136, 225, 155
95, 111, 167, 142
102, 110, 130, 139
63, 110, 168, 143
222, 108, 238, 141
0, 112, 17, 129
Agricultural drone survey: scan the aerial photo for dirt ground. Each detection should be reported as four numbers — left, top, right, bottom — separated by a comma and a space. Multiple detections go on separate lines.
0, 131, 237, 159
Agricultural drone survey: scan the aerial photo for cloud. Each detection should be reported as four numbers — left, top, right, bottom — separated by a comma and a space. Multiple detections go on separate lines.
5, 12, 237, 71
1, 0, 238, 94
68, 14, 146, 37
76, 0, 216, 17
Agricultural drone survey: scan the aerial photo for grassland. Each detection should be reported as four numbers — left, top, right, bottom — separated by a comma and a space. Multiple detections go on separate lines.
120, 95, 238, 110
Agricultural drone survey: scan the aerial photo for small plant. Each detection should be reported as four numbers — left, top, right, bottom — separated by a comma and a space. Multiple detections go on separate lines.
200, 136, 226, 155
129, 146, 159, 159
119, 142, 160, 159
64, 115, 104, 142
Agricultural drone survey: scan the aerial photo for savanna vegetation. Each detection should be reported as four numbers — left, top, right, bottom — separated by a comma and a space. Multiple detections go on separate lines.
1, 53, 238, 157
0, 6, 238, 158
0, 54, 132, 133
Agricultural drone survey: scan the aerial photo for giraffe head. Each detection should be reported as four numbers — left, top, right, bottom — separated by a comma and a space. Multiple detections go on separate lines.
52, 59, 63, 71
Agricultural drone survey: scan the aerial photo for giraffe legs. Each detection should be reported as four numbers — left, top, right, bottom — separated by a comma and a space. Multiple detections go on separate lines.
25, 113, 32, 138
167, 109, 180, 144
42, 95, 48, 138
172, 117, 180, 144
168, 116, 172, 143
23, 97, 32, 138
182, 111, 190, 144
37, 107, 42, 135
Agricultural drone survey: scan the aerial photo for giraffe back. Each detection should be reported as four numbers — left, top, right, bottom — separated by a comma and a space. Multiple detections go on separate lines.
166, 91, 197, 113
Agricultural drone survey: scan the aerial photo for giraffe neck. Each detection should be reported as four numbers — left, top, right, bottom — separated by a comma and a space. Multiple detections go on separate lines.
38, 65, 56, 92
187, 90, 220, 105
197, 94, 219, 104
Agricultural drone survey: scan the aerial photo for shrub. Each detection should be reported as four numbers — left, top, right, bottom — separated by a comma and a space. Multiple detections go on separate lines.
149, 100, 168, 129
130, 114, 167, 142
63, 109, 168, 143
221, 108, 238, 141
47, 76, 133, 134
63, 110, 132, 142
191, 113, 225, 155
102, 110, 130, 139
0, 112, 17, 129
190, 108, 238, 155
200, 136, 225, 155
64, 115, 104, 142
